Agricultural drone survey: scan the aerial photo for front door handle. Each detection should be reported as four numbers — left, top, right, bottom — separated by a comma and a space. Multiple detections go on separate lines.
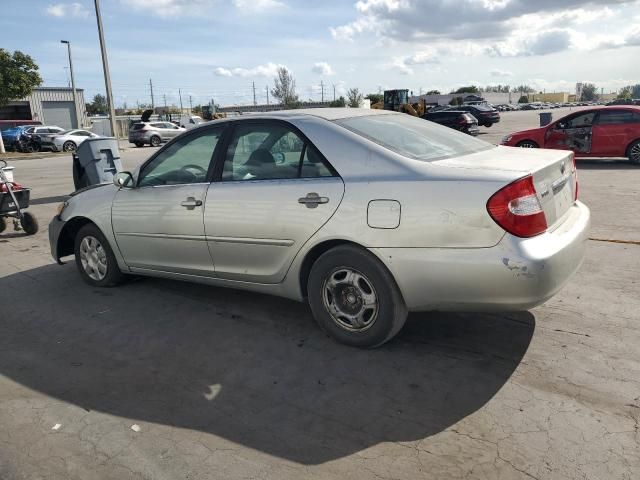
181, 197, 203, 210
298, 192, 329, 209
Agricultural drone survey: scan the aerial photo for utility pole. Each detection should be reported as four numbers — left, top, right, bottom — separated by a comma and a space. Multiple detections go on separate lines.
163, 94, 167, 109
149, 78, 155, 110
252, 81, 257, 106
94, 0, 117, 138
178, 89, 183, 112
332, 84, 336, 101
60, 40, 80, 128
265, 86, 269, 105
189, 95, 193, 113
320, 80, 324, 103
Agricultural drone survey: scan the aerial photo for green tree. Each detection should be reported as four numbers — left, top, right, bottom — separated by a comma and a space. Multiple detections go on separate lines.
425, 90, 441, 95
449, 96, 463, 106
271, 67, 299, 108
514, 84, 535, 93
365, 93, 383, 104
580, 83, 597, 101
347, 88, 363, 108
617, 86, 632, 99
329, 96, 346, 107
86, 94, 108, 115
518, 95, 529, 103
0, 49, 42, 153
451, 86, 479, 94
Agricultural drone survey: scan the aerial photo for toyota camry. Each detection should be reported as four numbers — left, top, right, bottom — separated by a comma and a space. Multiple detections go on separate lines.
49, 109, 590, 347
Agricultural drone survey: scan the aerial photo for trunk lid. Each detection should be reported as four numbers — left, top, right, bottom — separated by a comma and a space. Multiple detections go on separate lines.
434, 145, 577, 229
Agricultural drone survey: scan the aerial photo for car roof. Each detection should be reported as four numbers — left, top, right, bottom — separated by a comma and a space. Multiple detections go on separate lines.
236, 108, 396, 122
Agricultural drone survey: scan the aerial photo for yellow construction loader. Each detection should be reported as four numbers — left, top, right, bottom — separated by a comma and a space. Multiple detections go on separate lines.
370, 89, 427, 116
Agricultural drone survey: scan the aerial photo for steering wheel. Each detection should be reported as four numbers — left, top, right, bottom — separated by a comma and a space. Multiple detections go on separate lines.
180, 164, 207, 176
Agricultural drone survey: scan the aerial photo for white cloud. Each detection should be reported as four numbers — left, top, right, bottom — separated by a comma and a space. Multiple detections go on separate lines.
46, 2, 89, 18
214, 62, 285, 77
233, 0, 285, 11
311, 62, 335, 75
490, 69, 513, 78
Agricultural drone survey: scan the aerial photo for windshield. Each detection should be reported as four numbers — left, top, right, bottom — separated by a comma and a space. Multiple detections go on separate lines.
334, 114, 492, 161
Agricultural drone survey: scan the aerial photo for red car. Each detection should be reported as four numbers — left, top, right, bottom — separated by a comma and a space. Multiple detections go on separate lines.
501, 106, 640, 164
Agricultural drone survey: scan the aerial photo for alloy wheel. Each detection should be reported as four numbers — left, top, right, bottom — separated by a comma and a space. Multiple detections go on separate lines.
79, 235, 108, 281
630, 143, 640, 163
322, 268, 379, 332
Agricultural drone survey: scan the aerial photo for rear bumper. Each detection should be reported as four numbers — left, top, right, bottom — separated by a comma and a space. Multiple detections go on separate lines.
371, 201, 590, 312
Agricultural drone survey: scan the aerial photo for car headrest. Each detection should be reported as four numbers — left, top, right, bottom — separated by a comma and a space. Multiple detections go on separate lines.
246, 148, 275, 166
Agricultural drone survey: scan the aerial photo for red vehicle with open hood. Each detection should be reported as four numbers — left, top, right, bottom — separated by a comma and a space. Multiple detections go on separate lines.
501, 106, 640, 164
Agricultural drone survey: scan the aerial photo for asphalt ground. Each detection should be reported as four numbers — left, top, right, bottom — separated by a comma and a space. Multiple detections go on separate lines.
0, 108, 638, 480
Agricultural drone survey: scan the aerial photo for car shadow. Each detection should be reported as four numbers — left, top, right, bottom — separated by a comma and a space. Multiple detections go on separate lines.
0, 263, 535, 465
577, 158, 636, 170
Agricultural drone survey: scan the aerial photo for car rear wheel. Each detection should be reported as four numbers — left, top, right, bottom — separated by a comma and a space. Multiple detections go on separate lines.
63, 141, 77, 152
516, 140, 539, 148
150, 135, 161, 147
134, 142, 144, 148
628, 140, 640, 164
74, 224, 125, 287
307, 245, 407, 348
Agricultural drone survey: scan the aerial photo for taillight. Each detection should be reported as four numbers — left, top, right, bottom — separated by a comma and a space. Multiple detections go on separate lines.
571, 153, 578, 201
487, 175, 547, 238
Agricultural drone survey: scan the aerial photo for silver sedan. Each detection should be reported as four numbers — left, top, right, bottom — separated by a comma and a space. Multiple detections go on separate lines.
49, 109, 590, 347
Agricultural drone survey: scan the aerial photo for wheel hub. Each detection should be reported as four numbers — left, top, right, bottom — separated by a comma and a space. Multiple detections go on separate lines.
322, 268, 379, 332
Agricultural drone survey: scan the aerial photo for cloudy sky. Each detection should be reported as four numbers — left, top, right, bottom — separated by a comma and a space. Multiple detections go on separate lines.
3, 0, 639, 107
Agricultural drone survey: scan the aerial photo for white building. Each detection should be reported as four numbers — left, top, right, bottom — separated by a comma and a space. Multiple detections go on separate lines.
0, 87, 88, 129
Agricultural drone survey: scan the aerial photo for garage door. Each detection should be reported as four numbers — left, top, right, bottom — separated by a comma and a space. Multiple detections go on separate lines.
42, 101, 77, 129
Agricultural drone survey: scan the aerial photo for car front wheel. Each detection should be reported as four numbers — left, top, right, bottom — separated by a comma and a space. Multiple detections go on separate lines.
307, 245, 407, 348
516, 140, 539, 148
74, 224, 125, 287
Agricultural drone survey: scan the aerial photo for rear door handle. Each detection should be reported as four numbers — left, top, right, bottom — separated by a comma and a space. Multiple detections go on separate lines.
181, 197, 203, 210
298, 192, 329, 209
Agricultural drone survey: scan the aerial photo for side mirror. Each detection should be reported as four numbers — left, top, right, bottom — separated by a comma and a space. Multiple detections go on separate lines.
114, 171, 134, 188
273, 152, 285, 164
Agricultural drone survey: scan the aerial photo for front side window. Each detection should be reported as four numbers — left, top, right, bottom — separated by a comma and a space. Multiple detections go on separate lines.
222, 122, 334, 181
138, 127, 223, 187
565, 112, 596, 128
335, 113, 491, 162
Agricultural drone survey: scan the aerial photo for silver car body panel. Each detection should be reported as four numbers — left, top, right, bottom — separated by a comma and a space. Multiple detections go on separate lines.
54, 109, 590, 312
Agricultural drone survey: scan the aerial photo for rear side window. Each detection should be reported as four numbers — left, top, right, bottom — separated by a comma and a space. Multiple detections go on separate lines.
597, 110, 637, 124
335, 114, 492, 162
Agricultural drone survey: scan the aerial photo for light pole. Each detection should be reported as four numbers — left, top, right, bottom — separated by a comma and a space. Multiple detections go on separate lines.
60, 40, 80, 128
93, 0, 117, 139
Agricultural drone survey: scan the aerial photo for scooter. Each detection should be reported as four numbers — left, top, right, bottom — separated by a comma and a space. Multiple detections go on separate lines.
15, 132, 42, 153
0, 159, 38, 235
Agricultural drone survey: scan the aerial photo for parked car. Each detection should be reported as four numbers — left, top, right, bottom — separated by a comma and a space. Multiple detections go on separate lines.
22, 125, 66, 151
178, 114, 205, 130
422, 110, 479, 135
501, 106, 640, 163
50, 129, 101, 152
50, 109, 589, 348
129, 121, 186, 147
451, 104, 500, 127
1, 124, 39, 149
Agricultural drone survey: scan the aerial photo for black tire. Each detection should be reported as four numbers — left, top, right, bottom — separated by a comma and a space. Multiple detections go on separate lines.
135, 142, 144, 148
307, 245, 407, 348
20, 211, 38, 235
0, 217, 6, 234
516, 140, 539, 148
484, 122, 493, 128
150, 136, 161, 147
74, 224, 125, 287
627, 140, 640, 164
63, 141, 77, 152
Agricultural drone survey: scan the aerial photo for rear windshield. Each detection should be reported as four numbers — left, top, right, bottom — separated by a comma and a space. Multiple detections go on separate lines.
131, 123, 146, 130
334, 114, 492, 162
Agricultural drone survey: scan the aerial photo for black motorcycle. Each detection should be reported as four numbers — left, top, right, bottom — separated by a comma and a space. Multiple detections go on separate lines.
14, 132, 42, 153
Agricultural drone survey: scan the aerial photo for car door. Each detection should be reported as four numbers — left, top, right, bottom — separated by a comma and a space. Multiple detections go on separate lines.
149, 122, 169, 141
204, 120, 345, 284
590, 109, 636, 156
544, 111, 596, 154
112, 126, 225, 276
164, 122, 183, 139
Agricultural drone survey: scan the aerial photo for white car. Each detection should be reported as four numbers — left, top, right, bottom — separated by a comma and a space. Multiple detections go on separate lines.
51, 129, 101, 152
